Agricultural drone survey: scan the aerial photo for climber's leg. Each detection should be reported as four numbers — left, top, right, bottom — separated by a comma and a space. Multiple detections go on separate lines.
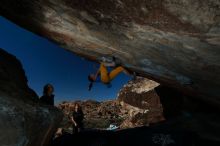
99, 63, 110, 83
109, 66, 125, 81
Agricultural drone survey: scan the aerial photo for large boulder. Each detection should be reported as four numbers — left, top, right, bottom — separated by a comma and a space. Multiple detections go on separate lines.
118, 77, 164, 128
0, 0, 220, 104
0, 48, 63, 146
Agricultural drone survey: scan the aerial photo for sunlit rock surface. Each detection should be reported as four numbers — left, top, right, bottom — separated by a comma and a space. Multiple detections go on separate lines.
0, 48, 63, 146
118, 77, 164, 128
0, 0, 220, 105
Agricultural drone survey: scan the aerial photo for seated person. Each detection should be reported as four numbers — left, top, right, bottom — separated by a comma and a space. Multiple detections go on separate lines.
40, 84, 55, 106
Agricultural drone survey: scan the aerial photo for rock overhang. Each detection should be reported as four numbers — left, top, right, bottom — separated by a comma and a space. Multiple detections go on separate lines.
0, 0, 220, 104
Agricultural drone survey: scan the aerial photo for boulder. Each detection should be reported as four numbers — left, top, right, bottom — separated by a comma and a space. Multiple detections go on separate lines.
118, 77, 164, 128
0, 48, 63, 146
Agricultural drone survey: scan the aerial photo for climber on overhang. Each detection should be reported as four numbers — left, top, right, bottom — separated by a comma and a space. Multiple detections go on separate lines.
88, 56, 136, 91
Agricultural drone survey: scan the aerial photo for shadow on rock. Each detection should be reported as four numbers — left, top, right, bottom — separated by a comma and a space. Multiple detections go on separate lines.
51, 124, 220, 146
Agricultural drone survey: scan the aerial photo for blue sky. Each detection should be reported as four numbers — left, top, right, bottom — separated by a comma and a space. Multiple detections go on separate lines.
0, 16, 130, 104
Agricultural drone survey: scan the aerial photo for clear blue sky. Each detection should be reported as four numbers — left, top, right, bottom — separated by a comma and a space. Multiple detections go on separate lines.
0, 16, 130, 104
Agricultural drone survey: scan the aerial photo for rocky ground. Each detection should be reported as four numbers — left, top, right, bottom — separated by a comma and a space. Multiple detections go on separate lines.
57, 77, 165, 131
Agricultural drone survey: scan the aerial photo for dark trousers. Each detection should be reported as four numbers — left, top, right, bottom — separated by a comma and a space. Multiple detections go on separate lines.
72, 123, 83, 134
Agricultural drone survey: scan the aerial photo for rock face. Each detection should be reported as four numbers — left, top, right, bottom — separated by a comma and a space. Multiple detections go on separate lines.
117, 78, 220, 142
0, 48, 63, 146
0, 0, 220, 105
0, 49, 37, 102
118, 77, 160, 108
118, 77, 164, 128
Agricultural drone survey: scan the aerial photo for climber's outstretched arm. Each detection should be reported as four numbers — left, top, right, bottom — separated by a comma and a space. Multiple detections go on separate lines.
94, 69, 100, 81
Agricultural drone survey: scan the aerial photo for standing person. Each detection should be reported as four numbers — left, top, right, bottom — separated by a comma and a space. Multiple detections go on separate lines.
71, 103, 84, 134
40, 84, 55, 106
